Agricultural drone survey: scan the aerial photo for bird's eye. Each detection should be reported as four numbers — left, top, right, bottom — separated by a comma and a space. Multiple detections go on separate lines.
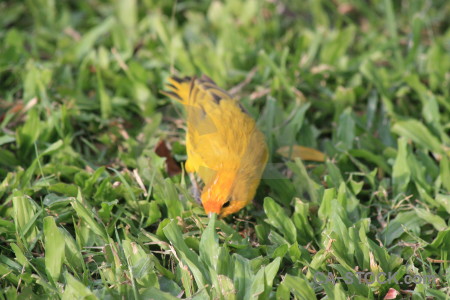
222, 197, 231, 208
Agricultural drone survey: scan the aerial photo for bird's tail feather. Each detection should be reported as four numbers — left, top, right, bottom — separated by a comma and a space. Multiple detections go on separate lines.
161, 76, 193, 105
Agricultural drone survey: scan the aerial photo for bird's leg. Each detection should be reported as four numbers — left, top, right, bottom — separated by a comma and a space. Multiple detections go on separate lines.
189, 172, 202, 204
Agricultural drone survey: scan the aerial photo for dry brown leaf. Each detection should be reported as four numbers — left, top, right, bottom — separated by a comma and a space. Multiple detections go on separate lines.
277, 145, 326, 162
155, 140, 182, 176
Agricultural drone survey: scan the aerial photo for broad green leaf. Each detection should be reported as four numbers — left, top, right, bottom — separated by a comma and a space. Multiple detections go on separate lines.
215, 275, 236, 300
75, 17, 115, 59
392, 138, 411, 195
139, 288, 179, 300
71, 190, 109, 242
318, 188, 336, 221
381, 211, 423, 245
332, 265, 370, 296
62, 272, 98, 300
249, 263, 265, 300
262, 257, 281, 298
154, 178, 184, 218
283, 274, 316, 300
96, 70, 111, 119
233, 254, 254, 300
0, 135, 15, 146
349, 149, 391, 174
60, 228, 84, 273
276, 282, 290, 300
335, 108, 355, 150
12, 190, 38, 247
39, 139, 63, 157
440, 156, 450, 192
415, 208, 447, 231
392, 119, 443, 155
199, 214, 220, 270
10, 243, 28, 267
287, 158, 319, 203
162, 220, 208, 288
263, 197, 297, 244
292, 199, 314, 244
44, 216, 65, 282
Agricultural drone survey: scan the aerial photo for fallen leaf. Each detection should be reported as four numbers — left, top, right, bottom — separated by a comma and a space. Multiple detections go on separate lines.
277, 145, 326, 162
383, 288, 399, 299
155, 140, 182, 176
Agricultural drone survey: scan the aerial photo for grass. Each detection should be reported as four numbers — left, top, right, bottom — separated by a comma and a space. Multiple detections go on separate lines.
1, 0, 450, 299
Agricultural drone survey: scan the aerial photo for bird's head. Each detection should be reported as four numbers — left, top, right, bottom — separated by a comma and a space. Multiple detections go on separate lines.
201, 171, 235, 215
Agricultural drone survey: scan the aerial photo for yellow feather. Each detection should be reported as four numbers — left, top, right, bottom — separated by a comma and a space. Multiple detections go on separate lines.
163, 75, 268, 217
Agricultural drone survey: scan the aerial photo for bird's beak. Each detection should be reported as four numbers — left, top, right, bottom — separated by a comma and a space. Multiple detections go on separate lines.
208, 212, 217, 218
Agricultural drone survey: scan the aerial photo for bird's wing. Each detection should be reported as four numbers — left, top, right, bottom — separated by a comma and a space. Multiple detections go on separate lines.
163, 75, 259, 181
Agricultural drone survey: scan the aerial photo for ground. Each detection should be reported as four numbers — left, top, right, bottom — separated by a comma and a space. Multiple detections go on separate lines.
0, 0, 450, 299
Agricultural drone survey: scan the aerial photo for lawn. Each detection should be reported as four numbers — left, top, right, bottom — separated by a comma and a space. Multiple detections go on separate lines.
1, 0, 450, 299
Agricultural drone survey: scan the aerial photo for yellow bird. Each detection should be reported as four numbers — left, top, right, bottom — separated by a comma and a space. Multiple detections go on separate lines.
163, 75, 268, 217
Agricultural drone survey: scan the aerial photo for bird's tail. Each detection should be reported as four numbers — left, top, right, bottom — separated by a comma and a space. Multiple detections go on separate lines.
161, 76, 193, 105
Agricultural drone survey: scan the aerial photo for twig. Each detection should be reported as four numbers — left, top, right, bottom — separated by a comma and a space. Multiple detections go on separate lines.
229, 67, 258, 96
